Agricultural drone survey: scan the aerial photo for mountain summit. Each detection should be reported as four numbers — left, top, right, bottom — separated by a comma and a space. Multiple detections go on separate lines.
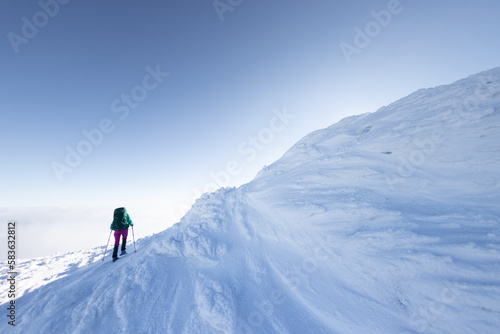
2, 68, 499, 333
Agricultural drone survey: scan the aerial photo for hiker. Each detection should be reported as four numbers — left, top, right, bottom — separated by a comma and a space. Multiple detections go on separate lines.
110, 207, 133, 262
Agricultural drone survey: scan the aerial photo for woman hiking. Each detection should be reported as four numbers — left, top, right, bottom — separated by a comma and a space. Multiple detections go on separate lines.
110, 207, 134, 262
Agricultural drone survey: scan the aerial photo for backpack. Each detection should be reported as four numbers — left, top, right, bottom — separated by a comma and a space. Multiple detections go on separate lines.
114, 207, 126, 222
111, 207, 129, 230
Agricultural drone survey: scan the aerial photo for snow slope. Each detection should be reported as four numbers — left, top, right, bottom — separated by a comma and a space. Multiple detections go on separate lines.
1, 68, 500, 333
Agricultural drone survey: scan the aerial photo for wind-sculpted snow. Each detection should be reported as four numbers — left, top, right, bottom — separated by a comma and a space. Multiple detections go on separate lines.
1, 68, 500, 333
150, 191, 230, 263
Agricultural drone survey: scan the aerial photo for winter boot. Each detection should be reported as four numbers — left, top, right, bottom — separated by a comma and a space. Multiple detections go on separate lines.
120, 239, 127, 255
112, 245, 119, 262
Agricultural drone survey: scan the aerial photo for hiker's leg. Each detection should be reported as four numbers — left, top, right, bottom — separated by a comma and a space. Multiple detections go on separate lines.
112, 245, 119, 259
113, 231, 121, 259
121, 229, 129, 252
114, 230, 121, 246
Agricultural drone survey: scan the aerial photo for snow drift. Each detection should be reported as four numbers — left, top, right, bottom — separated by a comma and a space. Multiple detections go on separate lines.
2, 68, 500, 333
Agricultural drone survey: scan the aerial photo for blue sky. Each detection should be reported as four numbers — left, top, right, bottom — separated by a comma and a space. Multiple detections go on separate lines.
1, 0, 500, 258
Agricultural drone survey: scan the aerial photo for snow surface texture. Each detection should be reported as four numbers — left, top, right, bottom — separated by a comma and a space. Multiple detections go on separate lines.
1, 68, 500, 333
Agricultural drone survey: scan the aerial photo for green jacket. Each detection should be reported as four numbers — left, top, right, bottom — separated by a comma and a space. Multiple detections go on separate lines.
110, 207, 133, 230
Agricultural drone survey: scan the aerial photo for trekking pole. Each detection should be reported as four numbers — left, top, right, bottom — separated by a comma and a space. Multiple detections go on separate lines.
132, 225, 137, 252
102, 230, 112, 262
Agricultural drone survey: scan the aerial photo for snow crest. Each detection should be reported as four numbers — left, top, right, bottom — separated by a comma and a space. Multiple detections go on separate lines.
1, 67, 500, 333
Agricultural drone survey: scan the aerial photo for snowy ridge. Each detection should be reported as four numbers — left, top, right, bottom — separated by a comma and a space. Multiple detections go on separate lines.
1, 67, 500, 333
0, 247, 104, 304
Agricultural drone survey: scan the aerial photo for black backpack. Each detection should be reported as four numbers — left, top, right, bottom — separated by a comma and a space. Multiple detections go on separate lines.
113, 207, 126, 221
111, 207, 128, 230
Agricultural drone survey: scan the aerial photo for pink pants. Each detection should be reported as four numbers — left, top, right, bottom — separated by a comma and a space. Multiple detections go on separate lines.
114, 229, 128, 246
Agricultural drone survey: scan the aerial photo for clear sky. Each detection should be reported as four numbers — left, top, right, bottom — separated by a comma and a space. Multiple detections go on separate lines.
1, 0, 500, 259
